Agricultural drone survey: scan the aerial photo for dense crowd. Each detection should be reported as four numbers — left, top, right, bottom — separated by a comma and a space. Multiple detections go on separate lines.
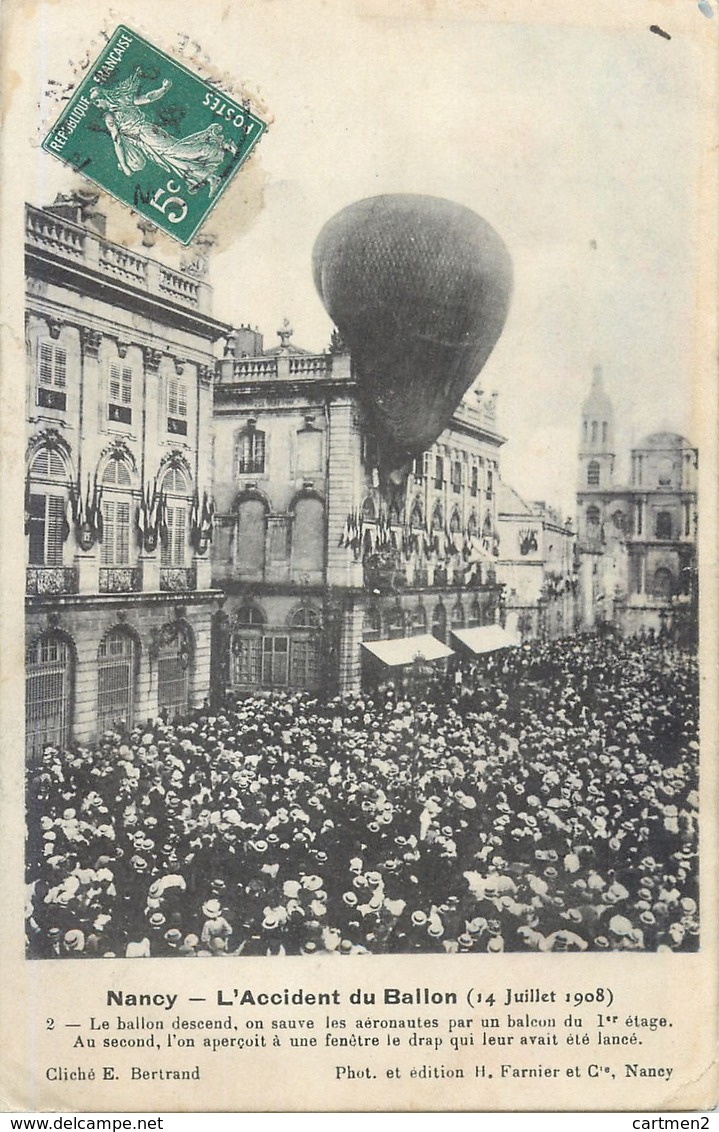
25, 635, 699, 958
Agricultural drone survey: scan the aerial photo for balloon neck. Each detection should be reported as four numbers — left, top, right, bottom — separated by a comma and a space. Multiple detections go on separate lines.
376, 441, 413, 495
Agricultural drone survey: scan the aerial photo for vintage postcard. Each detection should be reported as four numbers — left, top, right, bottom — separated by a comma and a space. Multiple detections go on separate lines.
0, 0, 717, 1114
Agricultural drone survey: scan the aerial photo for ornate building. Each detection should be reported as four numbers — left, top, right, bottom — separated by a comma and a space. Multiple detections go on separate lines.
210, 329, 506, 698
576, 366, 698, 638
496, 486, 577, 641
25, 195, 227, 756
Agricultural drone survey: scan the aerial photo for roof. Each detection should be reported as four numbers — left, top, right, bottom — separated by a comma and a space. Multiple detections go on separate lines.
451, 626, 520, 654
498, 481, 534, 516
361, 634, 454, 667
639, 431, 694, 450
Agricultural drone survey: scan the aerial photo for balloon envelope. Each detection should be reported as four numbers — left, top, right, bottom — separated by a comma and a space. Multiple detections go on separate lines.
312, 194, 513, 461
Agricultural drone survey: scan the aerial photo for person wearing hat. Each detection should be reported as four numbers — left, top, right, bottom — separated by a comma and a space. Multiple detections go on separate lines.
200, 898, 234, 947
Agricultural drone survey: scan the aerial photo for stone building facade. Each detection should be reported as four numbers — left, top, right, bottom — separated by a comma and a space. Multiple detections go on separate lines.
211, 336, 506, 698
497, 485, 577, 641
25, 195, 227, 756
576, 367, 698, 638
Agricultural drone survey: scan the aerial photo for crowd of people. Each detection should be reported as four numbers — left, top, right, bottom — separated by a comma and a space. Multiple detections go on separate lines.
25, 634, 699, 958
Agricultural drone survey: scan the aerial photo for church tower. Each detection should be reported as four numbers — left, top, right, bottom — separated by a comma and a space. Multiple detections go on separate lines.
578, 365, 615, 491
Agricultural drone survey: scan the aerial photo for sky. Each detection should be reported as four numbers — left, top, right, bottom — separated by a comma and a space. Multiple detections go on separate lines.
31, 3, 708, 519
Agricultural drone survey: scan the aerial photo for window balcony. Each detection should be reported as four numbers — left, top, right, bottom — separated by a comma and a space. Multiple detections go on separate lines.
37, 388, 67, 411
160, 566, 197, 592
99, 566, 141, 594
26, 566, 78, 596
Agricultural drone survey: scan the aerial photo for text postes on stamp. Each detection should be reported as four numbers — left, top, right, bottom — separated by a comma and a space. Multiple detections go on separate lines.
42, 25, 267, 245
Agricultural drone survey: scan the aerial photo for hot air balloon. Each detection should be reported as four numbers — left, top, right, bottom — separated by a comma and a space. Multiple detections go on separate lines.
312, 194, 513, 470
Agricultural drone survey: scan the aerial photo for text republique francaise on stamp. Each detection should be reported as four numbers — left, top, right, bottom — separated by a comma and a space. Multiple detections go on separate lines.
42, 25, 267, 245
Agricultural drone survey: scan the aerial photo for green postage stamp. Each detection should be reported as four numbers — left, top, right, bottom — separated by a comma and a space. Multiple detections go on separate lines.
42, 25, 267, 245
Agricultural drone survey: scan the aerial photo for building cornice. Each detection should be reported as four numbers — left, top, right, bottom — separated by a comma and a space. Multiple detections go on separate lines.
26, 245, 232, 343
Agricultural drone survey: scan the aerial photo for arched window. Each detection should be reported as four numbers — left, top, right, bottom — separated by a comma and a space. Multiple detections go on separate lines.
483, 513, 493, 537
26, 631, 74, 757
235, 494, 267, 578
160, 465, 190, 568
157, 624, 193, 720
230, 605, 265, 687
612, 510, 625, 532
235, 604, 265, 626
432, 602, 447, 643
451, 599, 465, 629
586, 505, 600, 526
97, 627, 138, 733
410, 605, 427, 636
27, 448, 69, 567
409, 500, 424, 529
652, 567, 674, 598
363, 605, 382, 641
587, 460, 600, 486
236, 422, 265, 475
361, 496, 376, 521
101, 459, 133, 567
431, 503, 443, 532
291, 495, 324, 580
289, 606, 322, 689
388, 605, 405, 640
656, 511, 672, 540
467, 511, 478, 538
449, 508, 461, 534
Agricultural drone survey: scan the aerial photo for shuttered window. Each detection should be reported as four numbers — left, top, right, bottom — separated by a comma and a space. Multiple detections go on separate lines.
37, 343, 67, 410
167, 378, 188, 435
108, 364, 133, 424
28, 493, 65, 565
161, 505, 187, 566
101, 500, 131, 565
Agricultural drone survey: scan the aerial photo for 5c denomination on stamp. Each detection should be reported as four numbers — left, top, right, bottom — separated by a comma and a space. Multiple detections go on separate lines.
42, 25, 267, 245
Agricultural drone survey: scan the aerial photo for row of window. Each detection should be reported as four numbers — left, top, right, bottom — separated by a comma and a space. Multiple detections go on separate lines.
363, 596, 488, 642
234, 422, 324, 479
27, 448, 194, 568
412, 454, 494, 498
35, 342, 190, 436
362, 494, 493, 537
585, 506, 685, 540
25, 626, 192, 758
